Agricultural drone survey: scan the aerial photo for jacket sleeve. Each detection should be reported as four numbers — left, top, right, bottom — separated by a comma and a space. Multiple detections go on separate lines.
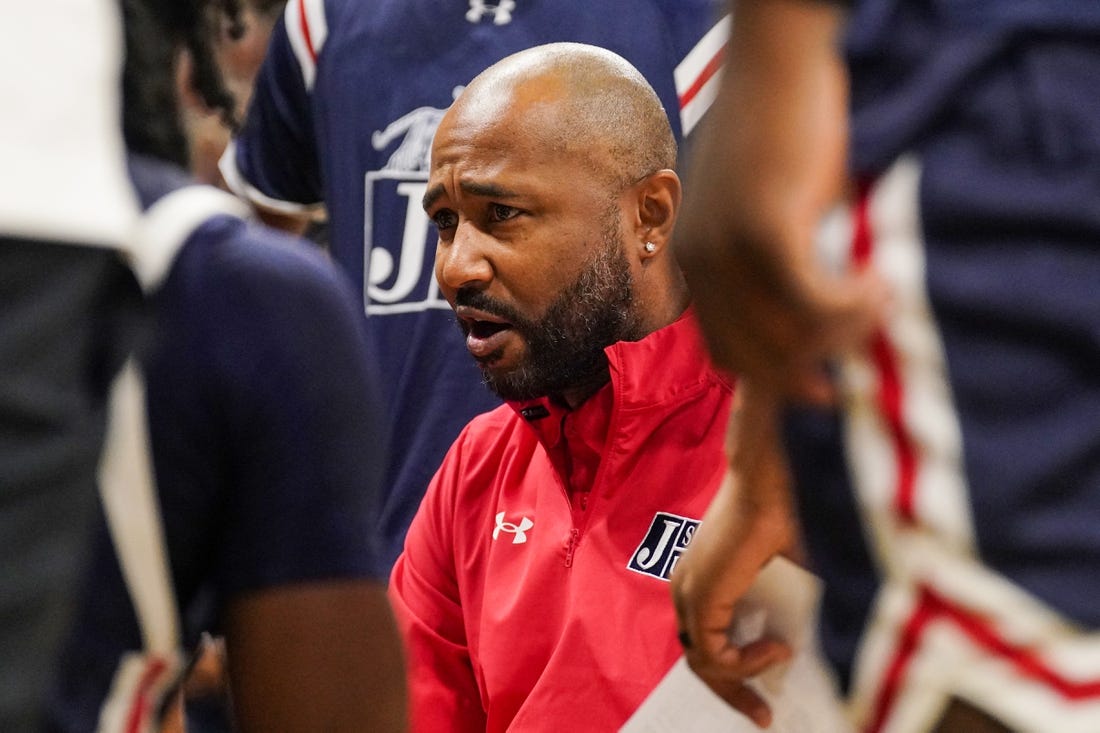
655, 0, 730, 140
388, 427, 487, 733
219, 0, 325, 214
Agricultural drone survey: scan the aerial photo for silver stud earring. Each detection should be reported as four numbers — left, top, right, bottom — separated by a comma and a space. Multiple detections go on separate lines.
644, 241, 657, 253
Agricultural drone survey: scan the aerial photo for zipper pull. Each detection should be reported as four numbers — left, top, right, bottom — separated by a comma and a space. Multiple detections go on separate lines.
564, 528, 580, 567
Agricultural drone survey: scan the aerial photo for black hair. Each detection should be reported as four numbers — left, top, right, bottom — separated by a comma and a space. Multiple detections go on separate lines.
121, 0, 244, 167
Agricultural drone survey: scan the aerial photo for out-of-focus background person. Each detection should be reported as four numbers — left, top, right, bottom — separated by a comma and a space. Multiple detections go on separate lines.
46, 0, 406, 730
672, 1, 1100, 732
0, 1, 140, 729
182, 0, 286, 188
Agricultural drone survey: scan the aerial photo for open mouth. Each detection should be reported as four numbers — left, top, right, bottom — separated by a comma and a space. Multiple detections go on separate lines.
468, 319, 511, 339
456, 307, 516, 359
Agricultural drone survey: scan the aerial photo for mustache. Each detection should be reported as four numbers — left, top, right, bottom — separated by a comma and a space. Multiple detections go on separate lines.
453, 288, 529, 329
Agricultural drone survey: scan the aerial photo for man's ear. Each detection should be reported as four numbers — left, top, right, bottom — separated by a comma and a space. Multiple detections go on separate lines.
631, 169, 682, 259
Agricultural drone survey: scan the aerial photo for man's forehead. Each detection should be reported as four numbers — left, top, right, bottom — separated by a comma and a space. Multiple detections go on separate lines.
431, 95, 573, 172
421, 145, 540, 211
441, 77, 566, 145
459, 64, 567, 116
423, 116, 540, 212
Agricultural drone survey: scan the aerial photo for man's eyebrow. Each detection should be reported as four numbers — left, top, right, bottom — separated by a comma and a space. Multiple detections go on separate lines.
422, 184, 445, 212
422, 181, 521, 212
460, 181, 519, 199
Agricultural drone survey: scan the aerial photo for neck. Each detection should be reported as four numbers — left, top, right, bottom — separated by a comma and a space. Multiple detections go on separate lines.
635, 264, 691, 336
552, 294, 688, 410
545, 274, 690, 410
555, 368, 612, 410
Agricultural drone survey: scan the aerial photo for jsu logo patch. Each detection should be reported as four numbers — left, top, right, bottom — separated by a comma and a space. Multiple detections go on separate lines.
493, 512, 534, 544
628, 512, 700, 581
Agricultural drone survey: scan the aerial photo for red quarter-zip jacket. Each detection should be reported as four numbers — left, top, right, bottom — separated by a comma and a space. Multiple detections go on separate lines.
389, 311, 734, 732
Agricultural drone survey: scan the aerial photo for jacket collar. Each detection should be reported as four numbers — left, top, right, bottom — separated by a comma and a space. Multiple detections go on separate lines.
507, 308, 730, 449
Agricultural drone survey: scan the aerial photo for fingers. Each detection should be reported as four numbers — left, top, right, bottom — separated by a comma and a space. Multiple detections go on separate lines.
670, 499, 794, 727
721, 683, 774, 729
694, 633, 792, 680
779, 266, 891, 402
682, 217, 892, 404
681, 634, 792, 728
802, 267, 891, 356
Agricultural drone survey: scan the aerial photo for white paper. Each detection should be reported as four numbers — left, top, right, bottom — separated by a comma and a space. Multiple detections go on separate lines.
621, 558, 853, 733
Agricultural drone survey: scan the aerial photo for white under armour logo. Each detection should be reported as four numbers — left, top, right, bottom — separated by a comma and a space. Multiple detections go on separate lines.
466, 0, 515, 25
493, 511, 533, 544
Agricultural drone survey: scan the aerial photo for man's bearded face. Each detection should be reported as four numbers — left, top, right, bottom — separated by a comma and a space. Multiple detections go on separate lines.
454, 215, 641, 402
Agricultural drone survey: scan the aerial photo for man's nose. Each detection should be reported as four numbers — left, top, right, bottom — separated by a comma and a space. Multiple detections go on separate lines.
436, 221, 494, 291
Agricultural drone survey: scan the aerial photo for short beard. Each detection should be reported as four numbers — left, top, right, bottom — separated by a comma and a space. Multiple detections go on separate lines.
454, 214, 642, 402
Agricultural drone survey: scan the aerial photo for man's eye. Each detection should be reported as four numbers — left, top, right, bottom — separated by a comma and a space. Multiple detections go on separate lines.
433, 210, 458, 230
489, 204, 519, 222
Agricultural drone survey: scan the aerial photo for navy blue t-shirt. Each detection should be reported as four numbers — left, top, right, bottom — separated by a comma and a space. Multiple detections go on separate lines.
48, 160, 386, 731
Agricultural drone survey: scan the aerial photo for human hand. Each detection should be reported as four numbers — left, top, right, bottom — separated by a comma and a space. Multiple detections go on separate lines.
671, 385, 798, 728
677, 211, 888, 404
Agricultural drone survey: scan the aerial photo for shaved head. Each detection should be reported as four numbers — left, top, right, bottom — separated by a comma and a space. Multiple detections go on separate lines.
447, 43, 677, 191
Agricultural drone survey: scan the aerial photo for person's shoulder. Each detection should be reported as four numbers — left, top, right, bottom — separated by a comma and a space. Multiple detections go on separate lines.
438, 404, 535, 481
285, 0, 374, 39
650, 0, 725, 17
213, 219, 339, 281
180, 217, 358, 316
451, 403, 525, 451
425, 404, 529, 523
129, 173, 353, 317
158, 215, 368, 381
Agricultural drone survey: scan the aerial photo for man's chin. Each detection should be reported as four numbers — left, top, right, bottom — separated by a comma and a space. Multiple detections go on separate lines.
478, 362, 541, 402
473, 343, 519, 371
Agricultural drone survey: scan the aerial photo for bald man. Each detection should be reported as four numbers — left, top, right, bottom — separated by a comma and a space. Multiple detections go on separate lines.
221, 0, 727, 575
387, 44, 757, 732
